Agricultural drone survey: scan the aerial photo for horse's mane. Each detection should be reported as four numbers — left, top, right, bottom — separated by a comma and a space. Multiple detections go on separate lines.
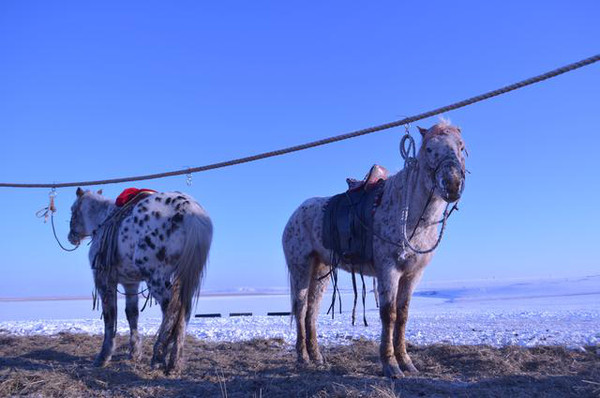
423, 118, 461, 142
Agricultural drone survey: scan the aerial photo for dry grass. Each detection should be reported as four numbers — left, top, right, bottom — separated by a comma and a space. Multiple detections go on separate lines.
0, 332, 598, 397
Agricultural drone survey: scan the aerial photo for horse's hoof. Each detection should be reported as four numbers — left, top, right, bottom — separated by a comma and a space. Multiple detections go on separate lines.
150, 356, 166, 370
296, 353, 310, 367
310, 353, 325, 365
403, 362, 419, 374
93, 356, 110, 368
165, 364, 182, 377
383, 363, 404, 379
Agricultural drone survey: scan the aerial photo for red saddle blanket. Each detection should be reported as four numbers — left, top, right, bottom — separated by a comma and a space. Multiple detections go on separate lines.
115, 188, 157, 207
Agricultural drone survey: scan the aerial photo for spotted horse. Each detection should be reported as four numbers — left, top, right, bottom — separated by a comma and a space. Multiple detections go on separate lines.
283, 120, 466, 378
68, 187, 213, 374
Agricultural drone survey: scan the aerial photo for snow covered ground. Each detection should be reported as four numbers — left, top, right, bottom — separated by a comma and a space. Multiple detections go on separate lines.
1, 275, 598, 348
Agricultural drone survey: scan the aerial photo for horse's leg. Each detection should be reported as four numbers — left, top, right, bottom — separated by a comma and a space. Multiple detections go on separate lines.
94, 276, 118, 367
393, 270, 423, 374
165, 279, 188, 375
305, 255, 329, 364
151, 280, 172, 369
289, 259, 311, 365
123, 282, 142, 361
377, 264, 403, 378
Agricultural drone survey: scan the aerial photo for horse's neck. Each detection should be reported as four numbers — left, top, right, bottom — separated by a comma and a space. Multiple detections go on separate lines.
86, 198, 116, 232
385, 163, 445, 231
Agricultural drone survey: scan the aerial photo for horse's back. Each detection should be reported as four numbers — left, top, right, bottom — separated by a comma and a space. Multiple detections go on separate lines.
117, 192, 211, 268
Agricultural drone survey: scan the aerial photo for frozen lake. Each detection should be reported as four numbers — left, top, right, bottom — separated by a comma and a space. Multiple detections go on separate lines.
1, 275, 598, 348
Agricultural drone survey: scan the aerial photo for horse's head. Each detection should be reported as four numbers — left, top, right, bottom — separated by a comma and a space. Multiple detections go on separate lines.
417, 121, 466, 203
68, 187, 104, 245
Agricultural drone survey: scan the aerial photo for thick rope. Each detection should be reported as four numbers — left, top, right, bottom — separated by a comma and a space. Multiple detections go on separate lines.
1, 54, 598, 189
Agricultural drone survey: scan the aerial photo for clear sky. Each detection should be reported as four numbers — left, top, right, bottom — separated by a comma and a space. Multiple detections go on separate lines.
0, 1, 598, 298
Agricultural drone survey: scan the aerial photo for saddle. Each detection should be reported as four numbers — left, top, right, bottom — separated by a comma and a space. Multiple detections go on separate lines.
322, 165, 388, 265
346, 164, 388, 191
116, 188, 157, 207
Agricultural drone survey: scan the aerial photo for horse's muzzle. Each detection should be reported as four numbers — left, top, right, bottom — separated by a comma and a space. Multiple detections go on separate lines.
441, 178, 464, 203
68, 231, 81, 245
437, 162, 464, 203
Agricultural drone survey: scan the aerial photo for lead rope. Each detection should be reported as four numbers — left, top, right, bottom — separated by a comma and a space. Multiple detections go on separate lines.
36, 188, 80, 252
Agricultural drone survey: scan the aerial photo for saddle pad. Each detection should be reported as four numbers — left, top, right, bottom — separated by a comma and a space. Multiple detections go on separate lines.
322, 180, 385, 264
116, 188, 157, 207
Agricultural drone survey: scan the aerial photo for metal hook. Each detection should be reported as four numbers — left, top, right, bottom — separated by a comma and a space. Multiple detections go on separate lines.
183, 167, 193, 186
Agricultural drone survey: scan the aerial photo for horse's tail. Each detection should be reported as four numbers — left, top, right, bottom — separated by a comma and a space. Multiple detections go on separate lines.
158, 209, 212, 368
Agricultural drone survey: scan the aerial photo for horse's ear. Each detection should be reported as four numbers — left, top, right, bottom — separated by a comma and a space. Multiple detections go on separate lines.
76, 187, 84, 197
417, 126, 428, 136
97, 189, 103, 195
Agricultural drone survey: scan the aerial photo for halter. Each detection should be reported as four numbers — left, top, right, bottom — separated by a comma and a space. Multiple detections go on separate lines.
366, 128, 465, 260
397, 129, 465, 258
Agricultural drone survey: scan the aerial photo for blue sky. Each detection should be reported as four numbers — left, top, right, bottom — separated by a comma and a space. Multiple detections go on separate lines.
0, 1, 598, 298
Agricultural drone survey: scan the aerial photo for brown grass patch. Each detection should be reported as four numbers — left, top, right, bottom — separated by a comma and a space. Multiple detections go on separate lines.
0, 333, 598, 397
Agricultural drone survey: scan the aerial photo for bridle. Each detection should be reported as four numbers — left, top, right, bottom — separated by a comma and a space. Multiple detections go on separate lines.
379, 130, 466, 259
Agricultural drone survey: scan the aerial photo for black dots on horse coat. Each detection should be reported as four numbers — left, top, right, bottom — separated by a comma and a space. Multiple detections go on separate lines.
155, 197, 162, 202
144, 236, 156, 250
172, 213, 184, 224
156, 247, 166, 262
165, 197, 172, 205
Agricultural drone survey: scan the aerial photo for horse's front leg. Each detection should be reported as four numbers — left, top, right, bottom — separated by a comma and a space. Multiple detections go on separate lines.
393, 270, 423, 374
123, 282, 142, 361
377, 263, 403, 378
94, 276, 118, 367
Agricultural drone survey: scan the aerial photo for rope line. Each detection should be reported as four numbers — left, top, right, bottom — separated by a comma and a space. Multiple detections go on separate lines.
1, 54, 598, 189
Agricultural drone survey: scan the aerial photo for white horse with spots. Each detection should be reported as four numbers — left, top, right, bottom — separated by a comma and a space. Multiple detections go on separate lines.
283, 121, 466, 378
68, 188, 212, 374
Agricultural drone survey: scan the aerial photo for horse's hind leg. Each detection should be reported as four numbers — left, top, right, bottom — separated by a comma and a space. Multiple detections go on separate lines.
289, 258, 311, 365
151, 277, 187, 374
305, 255, 329, 364
393, 270, 423, 374
123, 282, 142, 361
166, 304, 187, 374
151, 280, 172, 369
94, 275, 118, 367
